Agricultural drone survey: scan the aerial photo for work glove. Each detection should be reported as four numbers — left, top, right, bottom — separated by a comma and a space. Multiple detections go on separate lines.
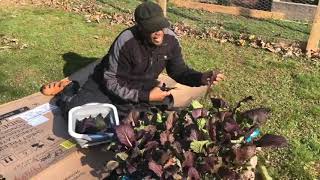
201, 70, 225, 86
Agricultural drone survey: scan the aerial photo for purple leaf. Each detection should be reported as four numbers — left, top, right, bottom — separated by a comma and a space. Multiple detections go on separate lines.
191, 108, 208, 119
223, 119, 244, 138
234, 145, 256, 163
206, 145, 219, 154
254, 134, 288, 148
115, 124, 136, 148
171, 141, 182, 154
224, 119, 240, 133
160, 130, 175, 145
116, 167, 123, 175
203, 156, 220, 173
207, 117, 217, 142
123, 111, 140, 126
136, 130, 145, 140
138, 125, 157, 147
241, 108, 270, 125
216, 111, 232, 121
188, 167, 200, 180
169, 133, 175, 143
160, 131, 168, 145
192, 109, 202, 119
76, 116, 101, 134
187, 129, 199, 141
182, 151, 194, 168
144, 141, 159, 151
160, 152, 170, 165
166, 112, 178, 130
184, 114, 194, 127
220, 132, 232, 145
144, 125, 157, 135
217, 167, 239, 179
130, 146, 141, 159
232, 96, 254, 114
127, 163, 137, 174
139, 125, 157, 145
148, 160, 163, 177
211, 98, 229, 109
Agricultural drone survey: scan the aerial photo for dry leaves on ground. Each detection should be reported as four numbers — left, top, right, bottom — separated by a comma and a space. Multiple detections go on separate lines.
4, 0, 318, 59
0, 35, 28, 50
171, 22, 318, 59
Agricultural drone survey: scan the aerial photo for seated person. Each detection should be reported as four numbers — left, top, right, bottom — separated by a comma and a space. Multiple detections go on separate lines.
41, 1, 224, 120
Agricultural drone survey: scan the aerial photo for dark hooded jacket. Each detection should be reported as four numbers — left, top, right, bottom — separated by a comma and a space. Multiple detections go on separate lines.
92, 25, 205, 104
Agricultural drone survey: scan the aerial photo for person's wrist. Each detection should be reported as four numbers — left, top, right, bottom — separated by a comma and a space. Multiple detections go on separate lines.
201, 71, 213, 85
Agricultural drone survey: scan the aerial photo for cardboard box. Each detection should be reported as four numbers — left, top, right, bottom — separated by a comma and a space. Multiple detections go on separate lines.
0, 62, 207, 179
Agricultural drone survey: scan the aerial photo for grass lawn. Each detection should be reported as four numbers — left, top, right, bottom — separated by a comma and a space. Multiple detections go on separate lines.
99, 0, 311, 42
0, 1, 319, 179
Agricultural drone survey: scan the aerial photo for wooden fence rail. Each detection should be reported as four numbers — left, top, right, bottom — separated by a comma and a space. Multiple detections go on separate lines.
307, 1, 320, 55
157, 0, 320, 53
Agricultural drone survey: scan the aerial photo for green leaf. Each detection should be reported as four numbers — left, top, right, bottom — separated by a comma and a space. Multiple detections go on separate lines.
141, 148, 146, 155
106, 160, 119, 172
197, 118, 209, 134
174, 157, 182, 171
116, 152, 129, 161
156, 113, 163, 123
106, 142, 116, 151
134, 125, 147, 131
190, 140, 210, 153
205, 141, 214, 148
231, 136, 244, 144
258, 165, 273, 180
191, 100, 203, 109
197, 118, 207, 130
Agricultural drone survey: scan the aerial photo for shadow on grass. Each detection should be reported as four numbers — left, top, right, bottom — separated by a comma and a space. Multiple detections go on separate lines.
62, 52, 99, 77
168, 7, 202, 22
97, 0, 132, 13
263, 19, 310, 35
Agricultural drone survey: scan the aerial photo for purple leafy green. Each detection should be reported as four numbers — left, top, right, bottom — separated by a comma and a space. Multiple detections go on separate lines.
211, 98, 229, 109
115, 124, 136, 148
182, 151, 195, 168
105, 96, 286, 179
188, 167, 201, 180
241, 108, 271, 126
166, 112, 178, 130
123, 111, 140, 126
254, 134, 288, 148
234, 145, 256, 163
148, 160, 163, 177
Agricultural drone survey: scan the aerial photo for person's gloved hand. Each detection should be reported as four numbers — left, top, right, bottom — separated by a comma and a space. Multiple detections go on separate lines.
149, 86, 171, 102
201, 70, 225, 86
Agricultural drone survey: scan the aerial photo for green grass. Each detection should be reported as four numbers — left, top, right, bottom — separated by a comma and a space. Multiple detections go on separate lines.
294, 73, 320, 100
0, 2, 319, 179
98, 0, 311, 42
0, 7, 126, 103
167, 5, 311, 42
181, 38, 320, 179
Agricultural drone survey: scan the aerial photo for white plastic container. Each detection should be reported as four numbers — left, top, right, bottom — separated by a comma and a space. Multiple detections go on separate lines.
68, 103, 119, 148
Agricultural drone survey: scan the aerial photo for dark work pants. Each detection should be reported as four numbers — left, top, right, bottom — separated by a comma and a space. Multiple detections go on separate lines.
60, 76, 150, 121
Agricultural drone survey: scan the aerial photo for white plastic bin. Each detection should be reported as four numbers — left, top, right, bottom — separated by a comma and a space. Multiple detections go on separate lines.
68, 103, 119, 148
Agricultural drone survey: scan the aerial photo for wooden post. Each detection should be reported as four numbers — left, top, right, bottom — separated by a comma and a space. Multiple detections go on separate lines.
306, 1, 320, 56
172, 0, 285, 20
157, 0, 167, 17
